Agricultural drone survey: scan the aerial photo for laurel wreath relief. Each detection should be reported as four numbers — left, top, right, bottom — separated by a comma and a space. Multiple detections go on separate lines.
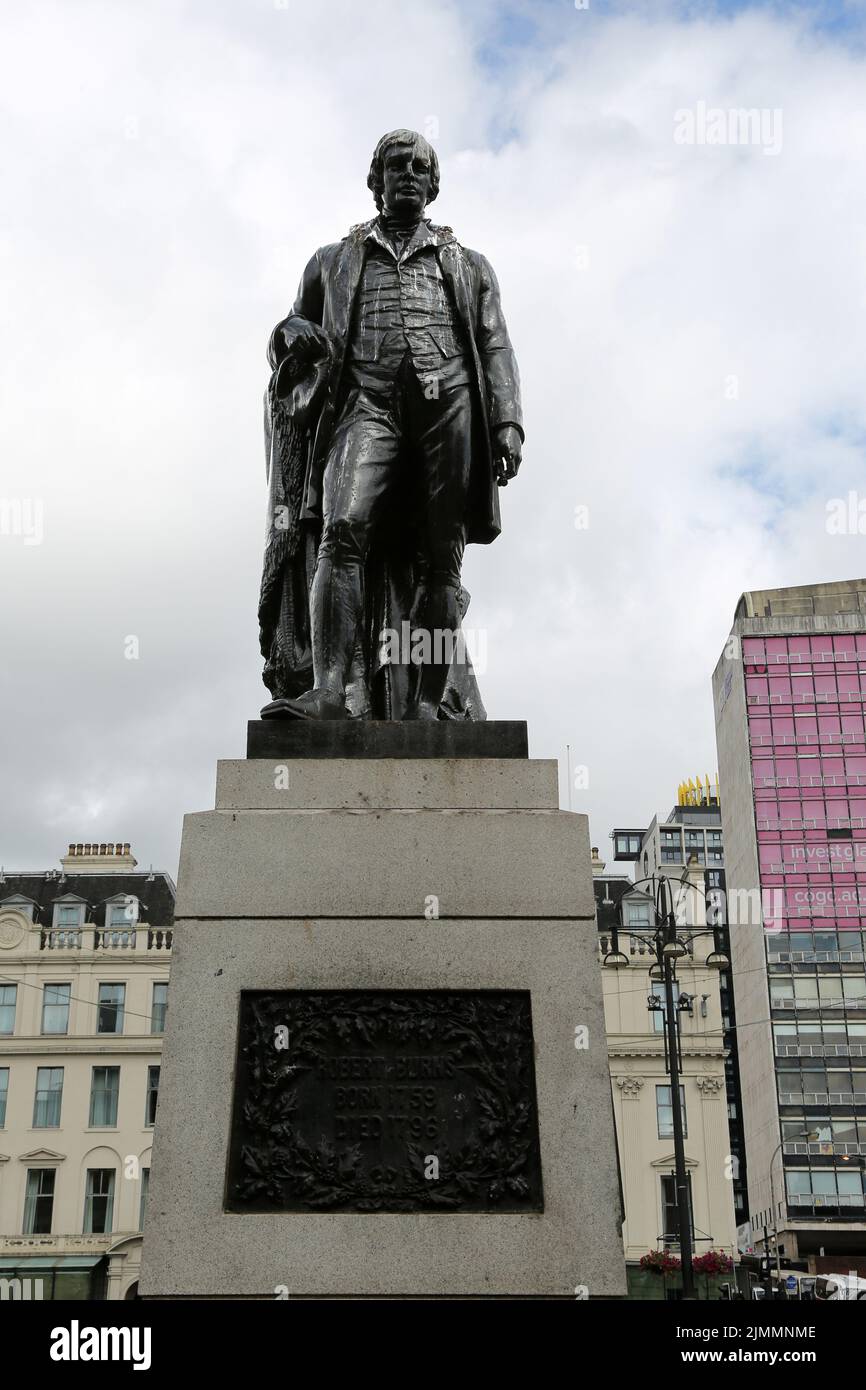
226, 991, 543, 1214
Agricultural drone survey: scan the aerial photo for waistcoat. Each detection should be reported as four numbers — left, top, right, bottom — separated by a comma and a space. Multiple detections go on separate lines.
347, 225, 467, 380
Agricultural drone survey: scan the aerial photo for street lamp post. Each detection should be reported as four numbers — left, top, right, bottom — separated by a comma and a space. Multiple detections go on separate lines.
602, 873, 729, 1303
768, 1129, 818, 1283
661, 921, 694, 1300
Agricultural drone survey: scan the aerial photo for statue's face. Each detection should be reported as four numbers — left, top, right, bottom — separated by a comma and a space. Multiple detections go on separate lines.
381, 142, 433, 217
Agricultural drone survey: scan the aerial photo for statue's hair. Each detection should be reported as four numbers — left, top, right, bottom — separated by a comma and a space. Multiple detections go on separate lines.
366, 129, 440, 211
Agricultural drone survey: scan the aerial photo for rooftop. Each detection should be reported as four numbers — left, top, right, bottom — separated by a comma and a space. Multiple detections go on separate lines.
0, 845, 175, 926
735, 578, 866, 622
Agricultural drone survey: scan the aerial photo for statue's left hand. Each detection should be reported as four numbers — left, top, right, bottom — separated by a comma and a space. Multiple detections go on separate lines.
494, 424, 523, 486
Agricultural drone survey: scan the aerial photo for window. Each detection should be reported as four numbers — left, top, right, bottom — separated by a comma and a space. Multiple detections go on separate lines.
822, 1020, 847, 1042
784, 1170, 811, 1198
107, 898, 138, 928
33, 1067, 63, 1128
625, 901, 652, 927
660, 1173, 694, 1243
145, 1066, 160, 1127
0, 983, 17, 1035
837, 1169, 864, 1199
97, 983, 125, 1034
819, 977, 844, 1004
41, 983, 71, 1035
615, 834, 642, 856
53, 902, 84, 929
785, 931, 812, 952
1, 897, 33, 920
661, 830, 683, 863
656, 1084, 687, 1139
89, 1067, 120, 1127
0, 1068, 7, 1127
104, 899, 138, 944
782, 1117, 812, 1139
23, 1169, 55, 1234
139, 1168, 150, 1231
151, 982, 168, 1034
786, 1169, 865, 1202
794, 977, 819, 1006
831, 1118, 856, 1143
814, 931, 839, 953
84, 1169, 115, 1234
685, 831, 704, 849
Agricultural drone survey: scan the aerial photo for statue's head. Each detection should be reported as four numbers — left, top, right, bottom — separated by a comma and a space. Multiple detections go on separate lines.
367, 129, 440, 216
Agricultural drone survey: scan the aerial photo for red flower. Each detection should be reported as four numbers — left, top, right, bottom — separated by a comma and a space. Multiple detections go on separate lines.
693, 1250, 734, 1276
639, 1249, 682, 1274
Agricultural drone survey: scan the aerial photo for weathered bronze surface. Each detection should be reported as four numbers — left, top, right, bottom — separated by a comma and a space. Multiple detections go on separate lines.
258, 129, 523, 723
226, 990, 543, 1213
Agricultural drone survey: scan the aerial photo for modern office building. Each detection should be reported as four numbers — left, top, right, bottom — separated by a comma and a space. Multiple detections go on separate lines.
713, 579, 866, 1274
0, 843, 174, 1299
627, 780, 724, 882
594, 824, 739, 1296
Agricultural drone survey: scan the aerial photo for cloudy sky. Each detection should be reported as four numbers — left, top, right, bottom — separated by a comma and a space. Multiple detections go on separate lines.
2, 0, 866, 876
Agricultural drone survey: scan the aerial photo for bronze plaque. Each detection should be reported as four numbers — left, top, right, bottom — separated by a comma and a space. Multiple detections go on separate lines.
225, 990, 543, 1213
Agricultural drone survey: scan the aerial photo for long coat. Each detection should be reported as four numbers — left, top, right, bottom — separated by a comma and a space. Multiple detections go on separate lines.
267, 217, 523, 546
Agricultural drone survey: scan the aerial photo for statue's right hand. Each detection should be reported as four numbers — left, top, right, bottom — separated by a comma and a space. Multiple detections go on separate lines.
281, 318, 332, 362
273, 318, 332, 411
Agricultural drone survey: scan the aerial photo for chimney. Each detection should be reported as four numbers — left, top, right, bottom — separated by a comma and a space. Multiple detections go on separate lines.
590, 846, 606, 876
60, 842, 138, 874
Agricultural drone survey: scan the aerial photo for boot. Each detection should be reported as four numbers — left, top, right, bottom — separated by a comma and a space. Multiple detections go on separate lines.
279, 688, 347, 720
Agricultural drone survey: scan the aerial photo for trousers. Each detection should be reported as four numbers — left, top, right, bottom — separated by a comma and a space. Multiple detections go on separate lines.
311, 357, 473, 708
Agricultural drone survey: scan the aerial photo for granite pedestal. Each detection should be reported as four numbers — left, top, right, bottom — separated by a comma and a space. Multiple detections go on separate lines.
140, 724, 626, 1298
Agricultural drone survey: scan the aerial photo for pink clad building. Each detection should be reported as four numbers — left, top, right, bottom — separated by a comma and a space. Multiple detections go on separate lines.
713, 580, 866, 1275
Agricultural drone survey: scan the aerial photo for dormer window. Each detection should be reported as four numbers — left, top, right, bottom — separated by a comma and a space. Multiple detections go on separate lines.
1, 897, 34, 921
102, 897, 138, 947
53, 901, 85, 930
106, 899, 138, 930
625, 900, 653, 928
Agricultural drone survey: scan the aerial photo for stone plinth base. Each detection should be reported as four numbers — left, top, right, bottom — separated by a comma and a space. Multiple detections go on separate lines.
140, 752, 626, 1299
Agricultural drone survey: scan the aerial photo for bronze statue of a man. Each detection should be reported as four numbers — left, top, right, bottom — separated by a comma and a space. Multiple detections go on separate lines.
258, 129, 523, 721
